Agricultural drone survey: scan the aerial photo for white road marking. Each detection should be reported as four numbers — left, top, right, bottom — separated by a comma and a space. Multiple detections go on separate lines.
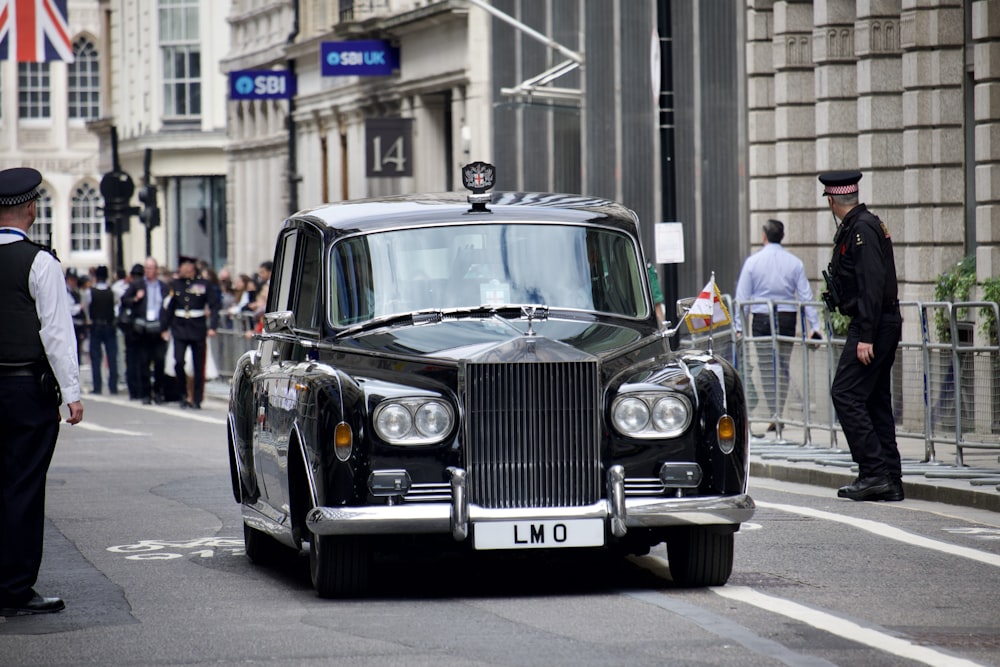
83, 393, 226, 425
757, 500, 1000, 568
713, 586, 988, 667
71, 422, 151, 437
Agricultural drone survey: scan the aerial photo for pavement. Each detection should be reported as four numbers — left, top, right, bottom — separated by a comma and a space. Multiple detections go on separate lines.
202, 379, 1000, 513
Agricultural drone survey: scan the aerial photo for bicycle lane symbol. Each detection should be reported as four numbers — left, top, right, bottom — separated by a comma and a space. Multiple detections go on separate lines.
107, 537, 245, 561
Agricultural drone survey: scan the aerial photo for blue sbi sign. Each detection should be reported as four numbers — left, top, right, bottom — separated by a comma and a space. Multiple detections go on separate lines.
229, 70, 295, 100
321, 40, 399, 77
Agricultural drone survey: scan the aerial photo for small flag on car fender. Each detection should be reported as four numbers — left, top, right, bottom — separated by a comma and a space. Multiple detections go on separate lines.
685, 274, 731, 333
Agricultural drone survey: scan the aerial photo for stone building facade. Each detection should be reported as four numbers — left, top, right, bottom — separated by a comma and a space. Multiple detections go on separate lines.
747, 0, 1000, 340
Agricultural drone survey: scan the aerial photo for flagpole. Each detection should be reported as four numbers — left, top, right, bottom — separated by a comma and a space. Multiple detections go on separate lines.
707, 271, 716, 355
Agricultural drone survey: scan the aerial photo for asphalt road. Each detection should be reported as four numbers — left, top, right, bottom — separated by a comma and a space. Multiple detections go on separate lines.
2, 396, 999, 667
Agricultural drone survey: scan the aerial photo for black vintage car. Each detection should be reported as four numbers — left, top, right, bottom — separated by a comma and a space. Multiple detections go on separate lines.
227, 163, 754, 597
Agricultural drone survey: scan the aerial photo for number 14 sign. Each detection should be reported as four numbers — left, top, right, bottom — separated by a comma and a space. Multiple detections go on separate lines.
366, 118, 413, 178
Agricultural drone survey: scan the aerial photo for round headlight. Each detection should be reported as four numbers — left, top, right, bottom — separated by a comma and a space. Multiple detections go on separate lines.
375, 403, 412, 440
652, 396, 689, 434
613, 397, 650, 434
415, 401, 453, 437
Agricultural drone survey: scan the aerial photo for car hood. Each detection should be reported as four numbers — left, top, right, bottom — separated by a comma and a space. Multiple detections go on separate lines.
336, 318, 648, 361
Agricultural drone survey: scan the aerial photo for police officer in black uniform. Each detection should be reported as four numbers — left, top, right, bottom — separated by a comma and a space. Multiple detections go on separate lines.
0, 167, 83, 616
820, 171, 903, 502
164, 255, 220, 409
87, 265, 119, 394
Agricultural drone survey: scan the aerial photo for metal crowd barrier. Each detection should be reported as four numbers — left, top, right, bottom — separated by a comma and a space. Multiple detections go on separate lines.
210, 312, 258, 383
212, 298, 1000, 467
680, 297, 1000, 466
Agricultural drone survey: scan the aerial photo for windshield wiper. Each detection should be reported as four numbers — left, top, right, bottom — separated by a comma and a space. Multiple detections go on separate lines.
334, 304, 550, 339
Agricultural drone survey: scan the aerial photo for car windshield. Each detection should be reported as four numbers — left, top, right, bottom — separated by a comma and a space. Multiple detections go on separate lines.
329, 223, 647, 326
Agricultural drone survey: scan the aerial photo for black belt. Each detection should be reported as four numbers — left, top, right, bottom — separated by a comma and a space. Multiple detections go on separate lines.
0, 364, 39, 377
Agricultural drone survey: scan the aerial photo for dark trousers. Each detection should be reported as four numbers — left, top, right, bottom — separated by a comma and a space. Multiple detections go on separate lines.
89, 323, 119, 393
122, 329, 141, 398
831, 314, 903, 479
138, 333, 168, 401
173, 336, 206, 405
748, 311, 796, 417
0, 376, 60, 605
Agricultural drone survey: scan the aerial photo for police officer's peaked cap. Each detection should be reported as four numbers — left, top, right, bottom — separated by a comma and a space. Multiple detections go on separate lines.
178, 254, 198, 265
130, 263, 145, 277
818, 170, 862, 196
0, 167, 43, 206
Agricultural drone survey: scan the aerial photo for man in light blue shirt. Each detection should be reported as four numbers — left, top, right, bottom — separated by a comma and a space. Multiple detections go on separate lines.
735, 219, 821, 432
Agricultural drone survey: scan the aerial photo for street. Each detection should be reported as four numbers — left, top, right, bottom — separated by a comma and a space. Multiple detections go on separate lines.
1, 396, 999, 667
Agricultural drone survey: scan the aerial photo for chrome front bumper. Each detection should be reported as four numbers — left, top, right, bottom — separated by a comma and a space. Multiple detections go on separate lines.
306, 465, 755, 539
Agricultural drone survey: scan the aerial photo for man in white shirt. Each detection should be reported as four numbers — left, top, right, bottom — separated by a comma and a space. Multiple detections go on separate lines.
0, 167, 83, 616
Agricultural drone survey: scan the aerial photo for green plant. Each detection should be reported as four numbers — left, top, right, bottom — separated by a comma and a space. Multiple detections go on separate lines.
829, 310, 850, 338
981, 276, 1000, 343
933, 255, 976, 342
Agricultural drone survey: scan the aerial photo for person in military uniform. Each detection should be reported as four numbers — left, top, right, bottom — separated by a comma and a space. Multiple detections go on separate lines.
87, 265, 119, 394
164, 255, 220, 409
0, 167, 83, 616
820, 171, 903, 502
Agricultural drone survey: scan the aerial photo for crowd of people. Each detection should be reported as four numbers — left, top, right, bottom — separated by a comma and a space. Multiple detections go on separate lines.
64, 257, 272, 407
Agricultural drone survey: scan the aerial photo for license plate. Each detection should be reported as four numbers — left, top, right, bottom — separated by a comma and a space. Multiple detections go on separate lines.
473, 518, 605, 550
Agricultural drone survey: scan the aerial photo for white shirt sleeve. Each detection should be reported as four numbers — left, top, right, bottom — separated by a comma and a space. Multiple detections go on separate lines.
29, 252, 81, 404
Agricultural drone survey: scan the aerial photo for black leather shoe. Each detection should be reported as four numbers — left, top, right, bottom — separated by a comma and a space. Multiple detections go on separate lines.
837, 475, 894, 501
1, 593, 65, 616
880, 478, 905, 502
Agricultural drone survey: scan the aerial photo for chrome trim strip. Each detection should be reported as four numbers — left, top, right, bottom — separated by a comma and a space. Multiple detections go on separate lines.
448, 467, 468, 541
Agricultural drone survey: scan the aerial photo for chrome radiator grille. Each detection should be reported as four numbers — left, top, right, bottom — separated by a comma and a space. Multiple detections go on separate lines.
464, 361, 601, 509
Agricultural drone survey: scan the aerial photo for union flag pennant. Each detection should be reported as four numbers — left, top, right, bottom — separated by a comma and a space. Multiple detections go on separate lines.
685, 274, 731, 334
0, 0, 74, 63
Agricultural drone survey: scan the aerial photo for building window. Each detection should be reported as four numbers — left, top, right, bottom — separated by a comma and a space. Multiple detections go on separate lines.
69, 37, 100, 120
160, 0, 201, 117
71, 183, 102, 252
18, 62, 51, 119
28, 188, 54, 247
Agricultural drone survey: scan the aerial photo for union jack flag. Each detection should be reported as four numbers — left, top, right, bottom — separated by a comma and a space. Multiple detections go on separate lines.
0, 0, 74, 62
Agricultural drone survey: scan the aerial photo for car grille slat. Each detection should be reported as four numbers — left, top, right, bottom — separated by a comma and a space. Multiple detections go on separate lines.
465, 361, 600, 509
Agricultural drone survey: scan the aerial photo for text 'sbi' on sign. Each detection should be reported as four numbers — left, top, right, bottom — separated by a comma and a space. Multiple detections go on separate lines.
321, 40, 400, 77
229, 70, 295, 100
366, 118, 413, 178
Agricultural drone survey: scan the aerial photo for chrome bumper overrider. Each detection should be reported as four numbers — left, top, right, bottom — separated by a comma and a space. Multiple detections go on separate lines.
306, 465, 756, 539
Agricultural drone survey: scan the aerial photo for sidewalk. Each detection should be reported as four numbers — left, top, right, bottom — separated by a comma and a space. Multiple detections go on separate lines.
204, 379, 1000, 513
750, 424, 1000, 513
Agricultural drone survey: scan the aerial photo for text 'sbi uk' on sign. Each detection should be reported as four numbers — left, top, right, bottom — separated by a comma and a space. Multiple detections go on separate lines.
321, 40, 400, 77
229, 70, 296, 100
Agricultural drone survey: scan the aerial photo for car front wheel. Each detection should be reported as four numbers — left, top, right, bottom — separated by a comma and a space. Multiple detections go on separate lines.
309, 533, 371, 598
665, 526, 735, 587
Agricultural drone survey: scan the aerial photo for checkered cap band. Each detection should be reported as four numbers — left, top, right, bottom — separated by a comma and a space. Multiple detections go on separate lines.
0, 188, 40, 206
824, 184, 858, 195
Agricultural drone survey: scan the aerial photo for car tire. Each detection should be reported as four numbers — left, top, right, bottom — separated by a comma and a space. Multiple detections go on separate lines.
309, 533, 370, 598
665, 526, 734, 587
243, 522, 293, 566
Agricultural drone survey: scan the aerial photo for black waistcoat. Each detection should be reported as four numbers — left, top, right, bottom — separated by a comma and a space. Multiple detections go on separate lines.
0, 240, 45, 363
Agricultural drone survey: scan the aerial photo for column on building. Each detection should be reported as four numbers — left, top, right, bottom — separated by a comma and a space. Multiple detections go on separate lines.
900, 1, 964, 293
772, 2, 817, 272
746, 1, 777, 248
973, 0, 1000, 292
813, 0, 859, 279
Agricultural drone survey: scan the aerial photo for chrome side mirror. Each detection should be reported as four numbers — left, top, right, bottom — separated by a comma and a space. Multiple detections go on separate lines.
263, 310, 294, 334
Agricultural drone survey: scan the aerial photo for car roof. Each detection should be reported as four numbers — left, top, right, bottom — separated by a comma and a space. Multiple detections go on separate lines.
291, 192, 641, 235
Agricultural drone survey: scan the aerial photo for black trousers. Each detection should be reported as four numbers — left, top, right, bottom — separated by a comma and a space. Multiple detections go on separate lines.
137, 332, 168, 400
173, 336, 206, 405
830, 313, 903, 478
0, 376, 60, 605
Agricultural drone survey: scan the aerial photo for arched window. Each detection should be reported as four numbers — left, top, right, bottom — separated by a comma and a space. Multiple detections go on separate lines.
69, 37, 100, 120
71, 183, 102, 251
18, 62, 51, 119
28, 188, 54, 247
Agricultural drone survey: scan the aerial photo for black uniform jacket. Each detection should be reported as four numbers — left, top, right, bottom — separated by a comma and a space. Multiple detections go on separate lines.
830, 203, 899, 344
